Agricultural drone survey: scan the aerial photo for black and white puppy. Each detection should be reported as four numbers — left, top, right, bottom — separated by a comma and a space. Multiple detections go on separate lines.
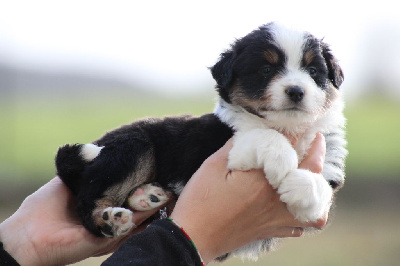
56, 22, 347, 260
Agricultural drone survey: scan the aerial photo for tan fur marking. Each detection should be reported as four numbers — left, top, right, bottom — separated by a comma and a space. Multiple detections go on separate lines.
93, 198, 114, 227
93, 150, 155, 227
303, 50, 316, 66
324, 84, 339, 110
264, 49, 279, 64
231, 82, 270, 115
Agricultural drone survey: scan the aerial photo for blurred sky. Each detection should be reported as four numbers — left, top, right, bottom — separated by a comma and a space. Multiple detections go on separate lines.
1, 0, 400, 98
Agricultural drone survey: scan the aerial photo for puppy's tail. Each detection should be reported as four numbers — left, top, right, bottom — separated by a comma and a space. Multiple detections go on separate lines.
55, 143, 103, 194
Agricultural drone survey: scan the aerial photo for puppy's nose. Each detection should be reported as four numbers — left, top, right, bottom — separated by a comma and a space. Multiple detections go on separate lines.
285, 86, 304, 103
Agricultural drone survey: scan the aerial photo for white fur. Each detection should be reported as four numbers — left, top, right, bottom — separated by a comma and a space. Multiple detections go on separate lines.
216, 96, 340, 222
279, 169, 332, 221
80, 143, 103, 162
171, 181, 185, 195
269, 23, 306, 71
101, 207, 135, 237
265, 70, 326, 124
232, 238, 279, 261
228, 129, 298, 189
213, 23, 346, 224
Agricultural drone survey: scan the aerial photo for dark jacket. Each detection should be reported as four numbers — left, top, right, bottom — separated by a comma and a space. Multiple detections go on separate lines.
0, 220, 203, 266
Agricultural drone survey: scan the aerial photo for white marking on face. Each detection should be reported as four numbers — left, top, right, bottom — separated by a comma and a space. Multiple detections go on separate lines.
270, 23, 306, 71
268, 71, 326, 111
257, 24, 328, 126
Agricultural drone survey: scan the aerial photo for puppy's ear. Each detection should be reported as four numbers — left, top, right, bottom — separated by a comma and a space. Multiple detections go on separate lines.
321, 42, 344, 88
210, 51, 235, 102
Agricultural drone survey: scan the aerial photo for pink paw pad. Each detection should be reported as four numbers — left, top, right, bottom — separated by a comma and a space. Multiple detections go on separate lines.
126, 183, 169, 211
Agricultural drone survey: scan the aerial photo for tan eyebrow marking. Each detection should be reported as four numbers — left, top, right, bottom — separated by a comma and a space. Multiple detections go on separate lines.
264, 49, 279, 64
303, 50, 316, 66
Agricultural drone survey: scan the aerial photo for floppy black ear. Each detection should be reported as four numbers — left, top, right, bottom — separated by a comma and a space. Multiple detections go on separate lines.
321, 42, 344, 88
210, 51, 235, 102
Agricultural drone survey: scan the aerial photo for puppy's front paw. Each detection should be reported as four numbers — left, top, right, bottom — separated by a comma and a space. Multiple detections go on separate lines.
228, 141, 257, 171
228, 129, 298, 178
278, 169, 332, 222
126, 183, 169, 211
262, 144, 298, 188
101, 207, 135, 237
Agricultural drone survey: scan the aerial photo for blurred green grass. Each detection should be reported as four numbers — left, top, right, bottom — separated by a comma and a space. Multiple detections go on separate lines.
1, 93, 400, 183
0, 93, 216, 182
1, 92, 400, 265
344, 98, 400, 179
1, 93, 399, 183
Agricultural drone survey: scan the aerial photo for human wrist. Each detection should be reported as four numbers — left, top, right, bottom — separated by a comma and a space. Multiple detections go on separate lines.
169, 213, 220, 265
165, 218, 206, 265
0, 214, 38, 265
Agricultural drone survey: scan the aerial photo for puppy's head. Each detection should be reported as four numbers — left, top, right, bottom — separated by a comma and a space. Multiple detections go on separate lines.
211, 22, 343, 127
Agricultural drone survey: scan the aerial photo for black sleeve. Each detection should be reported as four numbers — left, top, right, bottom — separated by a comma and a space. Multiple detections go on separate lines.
0, 242, 20, 266
102, 220, 204, 266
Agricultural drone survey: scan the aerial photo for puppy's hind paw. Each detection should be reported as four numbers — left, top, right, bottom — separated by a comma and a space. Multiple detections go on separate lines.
126, 183, 169, 211
101, 207, 135, 237
278, 169, 332, 222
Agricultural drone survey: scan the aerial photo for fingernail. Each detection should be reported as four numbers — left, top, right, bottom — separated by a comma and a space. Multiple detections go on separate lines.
294, 227, 304, 237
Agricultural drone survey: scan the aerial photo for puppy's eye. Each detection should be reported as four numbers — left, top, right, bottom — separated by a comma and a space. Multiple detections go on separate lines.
308, 67, 317, 76
262, 66, 272, 75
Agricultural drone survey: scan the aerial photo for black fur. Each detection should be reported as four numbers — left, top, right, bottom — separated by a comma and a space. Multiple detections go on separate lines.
211, 24, 342, 110
56, 114, 233, 236
55, 144, 86, 195
55, 22, 346, 260
321, 42, 344, 88
94, 114, 233, 192
301, 36, 331, 88
211, 24, 282, 103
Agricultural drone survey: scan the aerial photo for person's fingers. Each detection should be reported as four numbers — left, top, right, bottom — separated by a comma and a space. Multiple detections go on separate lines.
268, 198, 328, 228
285, 134, 301, 146
299, 133, 326, 173
271, 207, 309, 228
259, 227, 304, 239
305, 212, 328, 228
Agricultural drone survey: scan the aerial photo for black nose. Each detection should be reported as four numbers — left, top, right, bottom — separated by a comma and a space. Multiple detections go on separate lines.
285, 86, 304, 103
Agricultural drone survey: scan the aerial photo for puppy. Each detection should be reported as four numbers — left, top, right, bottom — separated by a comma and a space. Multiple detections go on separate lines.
56, 22, 347, 260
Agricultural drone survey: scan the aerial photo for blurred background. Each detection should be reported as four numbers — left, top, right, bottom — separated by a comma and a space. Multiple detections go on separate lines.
1, 0, 399, 265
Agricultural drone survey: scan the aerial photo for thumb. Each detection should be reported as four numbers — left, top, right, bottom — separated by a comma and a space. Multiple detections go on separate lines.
299, 133, 326, 174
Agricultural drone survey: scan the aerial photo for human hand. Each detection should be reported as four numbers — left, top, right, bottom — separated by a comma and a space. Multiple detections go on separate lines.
170, 133, 327, 264
0, 177, 167, 265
